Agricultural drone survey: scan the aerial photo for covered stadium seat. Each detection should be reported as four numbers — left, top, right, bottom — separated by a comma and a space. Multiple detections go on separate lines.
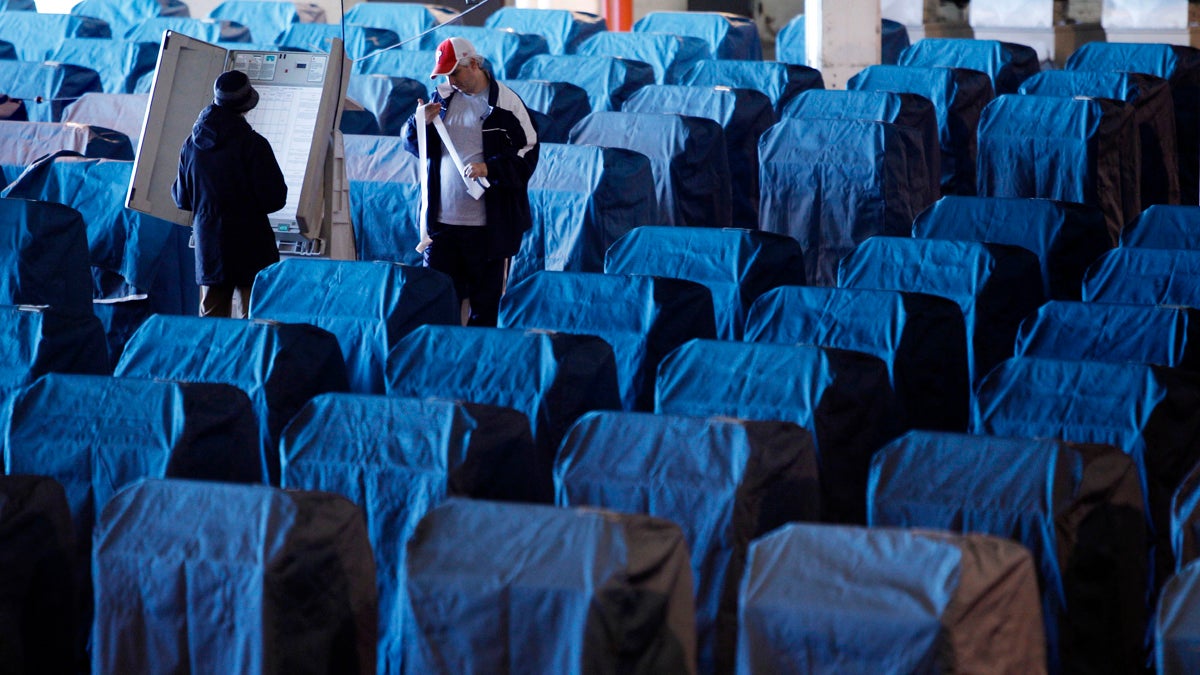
978, 95, 1139, 243
484, 7, 605, 55
353, 48, 439, 82
499, 271, 716, 411
656, 339, 902, 523
346, 73, 425, 136
49, 38, 158, 95
578, 31, 710, 85
0, 61, 102, 123
869, 430, 1147, 674
275, 23, 394, 59
681, 59, 823, 115
403, 498, 696, 673
0, 11, 109, 61
1157, 560, 1200, 674
1066, 42, 1200, 205
1121, 205, 1200, 250
0, 122, 132, 177
745, 285, 969, 431
1020, 70, 1180, 208
343, 134, 422, 265
605, 226, 805, 340
569, 111, 731, 230
92, 479, 377, 674
0, 307, 109, 394
838, 237, 1045, 383
501, 79, 590, 143
633, 11, 761, 61
776, 15, 911, 67
114, 315, 349, 485
518, 54, 655, 112
344, 2, 455, 41
760, 119, 932, 285
849, 64, 994, 196
556, 410, 818, 673
912, 195, 1111, 300
0, 199, 94, 315
61, 94, 149, 153
126, 17, 251, 44
250, 259, 459, 394
281, 393, 539, 673
1016, 301, 1200, 372
899, 38, 1040, 94
1083, 248, 1200, 307
738, 523, 1045, 673
70, 0, 186, 37
418, 25, 549, 81
782, 88, 940, 209
209, 0, 325, 46
624, 84, 775, 222
385, 325, 620, 481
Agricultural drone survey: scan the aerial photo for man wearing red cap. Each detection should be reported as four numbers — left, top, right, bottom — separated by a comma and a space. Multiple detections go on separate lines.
404, 36, 539, 327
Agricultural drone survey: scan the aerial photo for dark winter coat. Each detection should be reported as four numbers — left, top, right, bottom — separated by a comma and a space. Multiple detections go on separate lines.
403, 76, 539, 259
172, 103, 287, 287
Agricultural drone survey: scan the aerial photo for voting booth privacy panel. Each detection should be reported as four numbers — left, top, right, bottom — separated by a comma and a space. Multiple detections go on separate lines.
737, 524, 1047, 674
0, 475, 76, 674
1083, 248, 1200, 308
1016, 301, 1200, 372
911, 195, 1112, 301
744, 285, 970, 432
868, 431, 1147, 674
656, 339, 903, 525
281, 393, 539, 674
403, 498, 697, 674
499, 272, 716, 412
1122, 204, 1200, 249
92, 479, 377, 674
1158, 560, 1200, 675
250, 258, 459, 395
555, 411, 819, 674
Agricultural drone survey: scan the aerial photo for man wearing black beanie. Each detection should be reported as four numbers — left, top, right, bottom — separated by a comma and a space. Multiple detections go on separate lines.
172, 69, 287, 318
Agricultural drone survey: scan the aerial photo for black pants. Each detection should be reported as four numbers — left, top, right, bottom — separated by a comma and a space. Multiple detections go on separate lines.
425, 224, 507, 327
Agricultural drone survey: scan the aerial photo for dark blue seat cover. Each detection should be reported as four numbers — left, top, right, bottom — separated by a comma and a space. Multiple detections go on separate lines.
353, 48, 438, 82
484, 7, 605, 55
0, 11, 109, 61
0, 198, 94, 315
1157, 560, 1200, 674
209, 0, 322, 45
418, 25, 549, 80
0, 306, 109, 394
70, 0, 186, 37
49, 38, 159, 95
347, 74, 426, 137
1016, 301, 1200, 372
501, 79, 590, 143
125, 17, 251, 44
275, 23, 395, 59
633, 11, 761, 61
343, 134, 423, 265
1122, 205, 1200, 250
1172, 464, 1200, 572
0, 61, 102, 123
578, 31, 711, 85
1083, 248, 1200, 307
680, 59, 823, 115
518, 54, 655, 112
343, 2, 456, 42
899, 38, 1040, 94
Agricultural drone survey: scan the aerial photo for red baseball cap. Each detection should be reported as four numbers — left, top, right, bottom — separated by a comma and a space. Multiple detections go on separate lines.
430, 37, 478, 79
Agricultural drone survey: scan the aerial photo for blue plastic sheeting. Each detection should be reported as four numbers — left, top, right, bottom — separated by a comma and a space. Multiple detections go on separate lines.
250, 259, 459, 395
209, 0, 322, 45
0, 306, 109, 399
485, 8, 605, 55
900, 38, 1040, 95
0, 475, 75, 674
1016, 301, 1200, 372
656, 339, 902, 524
340, 109, 380, 135
344, 2, 455, 41
1066, 42, 1200, 206
839, 237, 1044, 383
978, 95, 1140, 243
0, 11, 109, 61
1158, 560, 1200, 674
973, 356, 1200, 581
347, 74, 424, 136
515, 143, 654, 285
1122, 205, 1200, 250
354, 48, 438, 81
776, 15, 910, 66
92, 479, 377, 674
518, 54, 655, 112
624, 84, 774, 223
276, 23, 395, 58
0, 199, 93, 315
125, 17, 251, 44
556, 410, 817, 673
404, 498, 696, 673
501, 79, 589, 143
1083, 248, 1200, 308
49, 38, 158, 96
605, 226, 805, 340
783, 89, 940, 209
90, 300, 151, 366
849, 64, 993, 196
0, 122, 132, 171
0, 39, 13, 60
63, 95, 150, 150
633, 11, 761, 61
281, 394, 539, 674
681, 59, 824, 116
386, 326, 620, 475
739, 523, 1046, 674
569, 110, 731, 230
760, 119, 933, 285
0, 61, 102, 123
499, 272, 716, 411
869, 431, 1144, 674
343, 134, 423, 265
578, 32, 711, 85
912, 195, 1111, 300
418, 25, 549, 80
1174, 466, 1200, 571
0, 0, 34, 9
71, 0, 187, 36
114, 315, 349, 485
745, 286, 969, 432
1020, 70, 1180, 208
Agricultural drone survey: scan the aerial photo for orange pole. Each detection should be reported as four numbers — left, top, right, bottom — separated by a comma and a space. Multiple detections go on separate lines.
605, 0, 633, 31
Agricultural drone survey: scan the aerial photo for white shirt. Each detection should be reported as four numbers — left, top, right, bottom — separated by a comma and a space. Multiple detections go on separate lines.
438, 89, 489, 226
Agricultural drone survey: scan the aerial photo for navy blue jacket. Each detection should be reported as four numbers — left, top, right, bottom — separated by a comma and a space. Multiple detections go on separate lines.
404, 76, 539, 259
172, 104, 286, 287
